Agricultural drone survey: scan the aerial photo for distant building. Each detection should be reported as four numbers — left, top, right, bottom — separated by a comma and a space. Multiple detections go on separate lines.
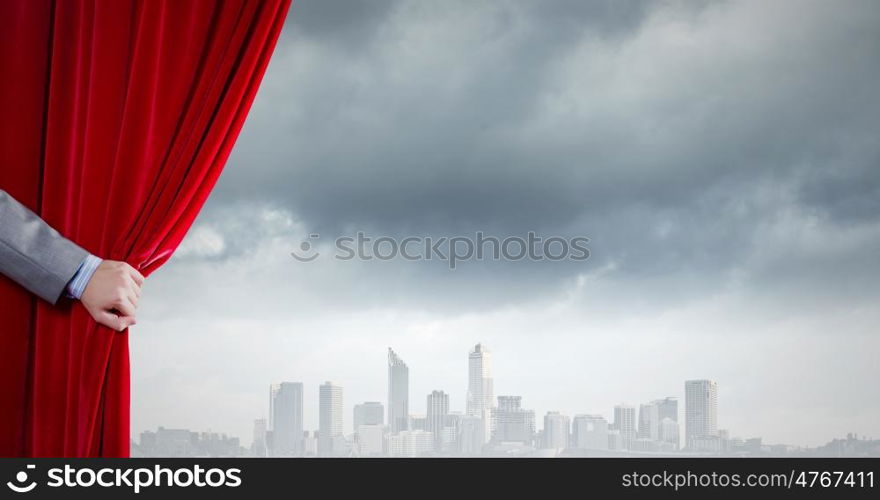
441, 413, 462, 454
655, 397, 679, 449
491, 396, 535, 445
637, 402, 660, 441
318, 381, 344, 456
388, 348, 410, 434
138, 427, 243, 457
467, 343, 494, 443
389, 430, 434, 457
355, 424, 385, 456
354, 402, 384, 430
631, 437, 660, 452
459, 415, 486, 455
251, 418, 267, 457
659, 417, 680, 450
685, 380, 718, 450
815, 434, 880, 457
426, 390, 450, 451
303, 431, 318, 456
690, 435, 722, 453
655, 397, 678, 423
572, 414, 608, 451
607, 429, 624, 451
541, 411, 570, 451
270, 382, 304, 456
613, 404, 636, 450
409, 414, 427, 431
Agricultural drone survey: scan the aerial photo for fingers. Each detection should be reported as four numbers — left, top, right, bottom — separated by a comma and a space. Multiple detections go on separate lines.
96, 310, 136, 332
120, 314, 137, 329
127, 264, 145, 287
124, 263, 143, 301
114, 295, 137, 318
126, 274, 141, 300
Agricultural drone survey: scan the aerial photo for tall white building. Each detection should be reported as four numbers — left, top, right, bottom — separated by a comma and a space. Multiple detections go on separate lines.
613, 404, 636, 450
466, 343, 494, 443
269, 382, 303, 456
467, 343, 494, 416
685, 379, 718, 449
571, 414, 608, 451
637, 402, 660, 441
388, 348, 409, 434
318, 381, 344, 456
541, 411, 570, 451
426, 390, 449, 451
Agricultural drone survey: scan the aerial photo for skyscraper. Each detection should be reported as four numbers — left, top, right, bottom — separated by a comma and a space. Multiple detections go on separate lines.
467, 343, 494, 416
426, 390, 450, 451
637, 402, 660, 441
318, 381, 344, 456
269, 382, 303, 456
685, 379, 718, 449
541, 411, 570, 451
388, 348, 409, 434
613, 404, 636, 450
467, 343, 494, 444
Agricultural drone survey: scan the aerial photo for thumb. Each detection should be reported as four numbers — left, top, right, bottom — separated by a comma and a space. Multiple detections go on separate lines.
97, 311, 133, 332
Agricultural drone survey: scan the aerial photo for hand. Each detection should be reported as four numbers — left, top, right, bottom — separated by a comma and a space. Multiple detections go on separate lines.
81, 260, 145, 331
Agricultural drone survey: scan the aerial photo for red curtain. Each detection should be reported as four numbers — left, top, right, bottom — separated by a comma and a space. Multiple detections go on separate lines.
0, 0, 290, 457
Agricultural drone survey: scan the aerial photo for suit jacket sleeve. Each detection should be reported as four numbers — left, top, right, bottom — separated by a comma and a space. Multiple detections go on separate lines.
0, 189, 88, 304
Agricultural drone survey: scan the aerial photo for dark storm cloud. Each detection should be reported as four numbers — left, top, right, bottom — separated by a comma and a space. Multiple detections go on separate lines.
284, 0, 400, 49
202, 0, 880, 307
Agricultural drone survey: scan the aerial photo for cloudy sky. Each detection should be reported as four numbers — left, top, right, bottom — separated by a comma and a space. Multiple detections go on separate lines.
131, 0, 880, 447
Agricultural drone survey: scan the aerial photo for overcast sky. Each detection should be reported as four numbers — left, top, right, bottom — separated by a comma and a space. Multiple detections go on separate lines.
131, 0, 880, 447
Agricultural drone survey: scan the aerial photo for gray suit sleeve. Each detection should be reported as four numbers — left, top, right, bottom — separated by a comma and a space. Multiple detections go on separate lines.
0, 189, 88, 304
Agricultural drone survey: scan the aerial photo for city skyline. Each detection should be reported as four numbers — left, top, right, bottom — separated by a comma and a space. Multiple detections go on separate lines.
134, 342, 876, 456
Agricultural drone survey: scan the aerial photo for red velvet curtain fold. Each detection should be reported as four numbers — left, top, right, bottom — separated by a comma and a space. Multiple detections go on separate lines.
0, 0, 290, 457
